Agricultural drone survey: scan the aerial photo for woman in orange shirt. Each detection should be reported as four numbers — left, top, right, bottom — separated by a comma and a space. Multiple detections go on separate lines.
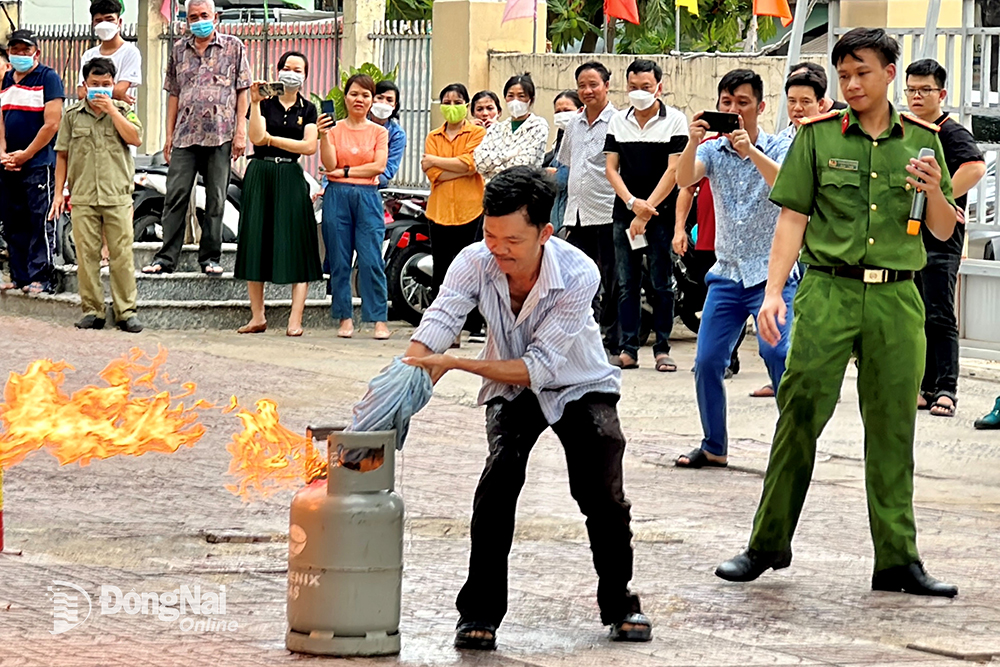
421, 83, 487, 340
318, 74, 390, 339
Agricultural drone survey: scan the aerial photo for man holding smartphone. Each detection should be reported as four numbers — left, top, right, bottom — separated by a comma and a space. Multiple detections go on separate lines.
716, 29, 959, 597
675, 69, 793, 469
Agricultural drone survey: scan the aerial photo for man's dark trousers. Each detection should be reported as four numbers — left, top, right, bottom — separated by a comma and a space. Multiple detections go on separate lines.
566, 221, 620, 353
613, 219, 674, 360
154, 142, 232, 271
456, 390, 641, 627
916, 250, 961, 399
0, 165, 56, 289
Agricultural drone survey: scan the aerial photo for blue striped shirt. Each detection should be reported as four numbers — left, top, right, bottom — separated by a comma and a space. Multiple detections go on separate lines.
411, 236, 621, 424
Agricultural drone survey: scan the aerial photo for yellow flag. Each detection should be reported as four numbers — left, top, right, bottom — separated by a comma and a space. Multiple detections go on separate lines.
677, 0, 699, 15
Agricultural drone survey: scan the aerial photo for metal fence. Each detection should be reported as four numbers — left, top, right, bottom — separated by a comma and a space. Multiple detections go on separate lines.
25, 23, 139, 96
370, 20, 433, 189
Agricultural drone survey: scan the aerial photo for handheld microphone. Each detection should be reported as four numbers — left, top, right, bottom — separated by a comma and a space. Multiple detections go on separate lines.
907, 147, 936, 236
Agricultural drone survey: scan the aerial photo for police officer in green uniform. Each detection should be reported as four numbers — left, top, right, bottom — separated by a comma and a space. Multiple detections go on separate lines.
715, 28, 960, 597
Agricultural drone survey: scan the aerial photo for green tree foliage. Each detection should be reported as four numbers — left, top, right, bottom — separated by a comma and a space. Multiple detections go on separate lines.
386, 0, 433, 21
311, 63, 399, 120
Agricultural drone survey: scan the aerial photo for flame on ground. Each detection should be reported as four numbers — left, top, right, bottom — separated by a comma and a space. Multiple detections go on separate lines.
0, 347, 208, 469
224, 397, 326, 502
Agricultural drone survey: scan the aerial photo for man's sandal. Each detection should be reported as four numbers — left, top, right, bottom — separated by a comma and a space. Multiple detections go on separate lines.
654, 355, 677, 372
675, 448, 728, 469
454, 621, 497, 651
141, 260, 172, 275
610, 612, 652, 642
930, 391, 957, 418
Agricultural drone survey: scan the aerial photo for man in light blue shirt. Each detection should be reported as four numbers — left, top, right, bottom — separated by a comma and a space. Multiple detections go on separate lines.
404, 165, 652, 650
675, 69, 796, 469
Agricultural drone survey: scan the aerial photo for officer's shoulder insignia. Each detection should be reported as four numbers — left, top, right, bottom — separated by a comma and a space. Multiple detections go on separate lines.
798, 109, 842, 126
901, 112, 940, 132
126, 111, 139, 123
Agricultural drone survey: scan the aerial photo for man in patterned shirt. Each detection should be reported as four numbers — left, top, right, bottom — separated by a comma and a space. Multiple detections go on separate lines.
675, 69, 795, 469
404, 166, 652, 650
142, 0, 250, 277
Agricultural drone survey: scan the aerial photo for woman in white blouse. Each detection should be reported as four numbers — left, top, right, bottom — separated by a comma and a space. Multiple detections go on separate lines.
474, 73, 550, 180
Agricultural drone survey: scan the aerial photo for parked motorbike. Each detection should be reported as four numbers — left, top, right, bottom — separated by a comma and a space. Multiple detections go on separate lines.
379, 188, 433, 326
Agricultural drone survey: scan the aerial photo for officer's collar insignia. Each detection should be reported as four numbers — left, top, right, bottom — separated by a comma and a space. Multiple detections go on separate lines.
798, 109, 841, 127
828, 158, 859, 171
901, 112, 941, 133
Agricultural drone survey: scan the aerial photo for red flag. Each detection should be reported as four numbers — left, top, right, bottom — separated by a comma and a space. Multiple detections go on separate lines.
604, 0, 640, 25
754, 0, 793, 27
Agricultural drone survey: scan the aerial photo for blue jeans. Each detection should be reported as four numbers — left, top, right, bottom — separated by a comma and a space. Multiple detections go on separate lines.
613, 219, 674, 359
695, 274, 797, 456
322, 182, 387, 322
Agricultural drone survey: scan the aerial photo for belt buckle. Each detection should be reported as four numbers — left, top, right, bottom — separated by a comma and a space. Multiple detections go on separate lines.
863, 269, 887, 284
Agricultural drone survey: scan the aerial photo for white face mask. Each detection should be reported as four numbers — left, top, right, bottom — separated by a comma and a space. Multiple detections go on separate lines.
370, 102, 394, 120
277, 70, 304, 89
94, 21, 120, 42
553, 110, 576, 129
507, 99, 530, 118
628, 89, 658, 111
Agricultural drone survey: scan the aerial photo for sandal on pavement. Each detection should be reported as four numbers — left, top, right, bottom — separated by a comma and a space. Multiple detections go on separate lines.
237, 322, 267, 334
610, 612, 652, 642
917, 391, 933, 410
202, 261, 224, 276
286, 328, 303, 337
454, 621, 497, 651
929, 391, 957, 418
25, 282, 46, 295
374, 328, 392, 341
654, 354, 677, 372
337, 322, 354, 338
610, 353, 639, 370
675, 447, 728, 469
750, 384, 775, 398
141, 260, 172, 275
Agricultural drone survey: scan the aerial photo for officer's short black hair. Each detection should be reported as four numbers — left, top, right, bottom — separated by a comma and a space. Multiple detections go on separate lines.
483, 166, 555, 229
832, 28, 901, 68
789, 62, 829, 96
89, 0, 122, 17
83, 56, 117, 80
785, 71, 825, 100
719, 69, 764, 104
575, 60, 611, 83
906, 58, 947, 89
626, 59, 662, 83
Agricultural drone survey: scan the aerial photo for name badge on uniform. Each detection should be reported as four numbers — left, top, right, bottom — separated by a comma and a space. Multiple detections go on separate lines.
828, 158, 859, 171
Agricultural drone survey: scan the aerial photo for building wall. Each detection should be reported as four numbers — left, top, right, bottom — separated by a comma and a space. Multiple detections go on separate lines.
20, 0, 140, 25
488, 53, 827, 137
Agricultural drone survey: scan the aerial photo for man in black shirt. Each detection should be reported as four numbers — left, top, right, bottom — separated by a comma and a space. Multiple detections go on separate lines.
790, 62, 848, 111
905, 59, 986, 417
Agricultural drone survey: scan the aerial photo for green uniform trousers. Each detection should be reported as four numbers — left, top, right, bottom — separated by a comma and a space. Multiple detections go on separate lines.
749, 269, 924, 572
71, 204, 137, 322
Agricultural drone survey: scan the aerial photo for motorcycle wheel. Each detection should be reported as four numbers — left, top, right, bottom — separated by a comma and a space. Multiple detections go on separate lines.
59, 214, 76, 265
133, 214, 161, 242
387, 243, 433, 326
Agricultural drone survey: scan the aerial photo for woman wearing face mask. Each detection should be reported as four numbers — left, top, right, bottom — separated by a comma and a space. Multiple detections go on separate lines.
75, 0, 142, 106
473, 73, 549, 181
235, 51, 322, 337
369, 80, 407, 188
420, 83, 487, 345
544, 90, 583, 233
470, 90, 501, 129
318, 74, 391, 340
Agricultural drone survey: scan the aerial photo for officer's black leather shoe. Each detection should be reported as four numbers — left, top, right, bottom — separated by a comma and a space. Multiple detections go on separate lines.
871, 562, 958, 597
75, 314, 105, 330
715, 548, 792, 582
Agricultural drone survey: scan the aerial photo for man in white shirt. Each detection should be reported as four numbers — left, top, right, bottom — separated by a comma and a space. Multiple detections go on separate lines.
404, 166, 652, 651
559, 61, 619, 355
76, 0, 142, 106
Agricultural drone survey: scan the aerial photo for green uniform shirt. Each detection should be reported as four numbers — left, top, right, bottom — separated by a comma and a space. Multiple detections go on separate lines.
54, 99, 142, 207
769, 105, 955, 271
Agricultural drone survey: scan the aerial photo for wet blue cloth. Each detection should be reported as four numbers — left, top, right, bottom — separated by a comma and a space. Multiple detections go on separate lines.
347, 357, 433, 449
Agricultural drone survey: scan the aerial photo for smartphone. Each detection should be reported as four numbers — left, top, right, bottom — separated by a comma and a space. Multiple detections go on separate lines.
258, 82, 285, 98
700, 111, 741, 134
320, 99, 336, 117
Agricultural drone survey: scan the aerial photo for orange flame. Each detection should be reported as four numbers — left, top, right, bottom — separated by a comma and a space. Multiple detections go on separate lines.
224, 397, 326, 502
0, 347, 208, 469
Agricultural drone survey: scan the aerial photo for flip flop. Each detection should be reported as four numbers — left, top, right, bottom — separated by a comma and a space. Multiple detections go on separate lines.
202, 261, 224, 276
374, 329, 392, 340
286, 328, 303, 337
337, 328, 354, 338
141, 260, 172, 275
0, 282, 15, 291
750, 384, 775, 398
610, 354, 639, 370
454, 621, 496, 651
654, 354, 677, 372
25, 282, 46, 295
237, 322, 267, 334
610, 612, 652, 642
675, 447, 728, 469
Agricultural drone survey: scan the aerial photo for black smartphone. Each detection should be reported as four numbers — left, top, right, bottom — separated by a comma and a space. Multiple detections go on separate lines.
259, 82, 285, 98
700, 111, 741, 134
320, 99, 336, 117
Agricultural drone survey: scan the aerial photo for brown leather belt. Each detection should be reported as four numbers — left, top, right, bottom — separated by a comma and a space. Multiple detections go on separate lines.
807, 265, 915, 284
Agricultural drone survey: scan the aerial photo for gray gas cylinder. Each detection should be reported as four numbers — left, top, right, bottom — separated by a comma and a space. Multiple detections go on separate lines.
285, 426, 403, 656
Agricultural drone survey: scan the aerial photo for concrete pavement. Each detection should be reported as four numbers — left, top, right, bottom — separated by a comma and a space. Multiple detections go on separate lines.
1, 314, 999, 666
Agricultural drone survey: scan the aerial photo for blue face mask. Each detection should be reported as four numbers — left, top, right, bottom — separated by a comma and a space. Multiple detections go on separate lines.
9, 55, 35, 73
87, 86, 113, 101
189, 19, 214, 38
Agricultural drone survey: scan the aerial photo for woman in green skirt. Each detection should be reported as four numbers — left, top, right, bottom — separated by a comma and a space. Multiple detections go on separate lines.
235, 50, 323, 336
